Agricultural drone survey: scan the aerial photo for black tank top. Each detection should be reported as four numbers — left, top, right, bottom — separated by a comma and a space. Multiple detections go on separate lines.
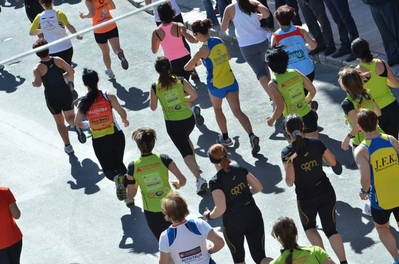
40, 58, 69, 98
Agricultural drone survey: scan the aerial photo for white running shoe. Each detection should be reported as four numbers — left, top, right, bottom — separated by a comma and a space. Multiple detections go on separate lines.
216, 135, 233, 146
64, 144, 74, 154
364, 202, 371, 216
196, 177, 207, 194
105, 69, 115, 79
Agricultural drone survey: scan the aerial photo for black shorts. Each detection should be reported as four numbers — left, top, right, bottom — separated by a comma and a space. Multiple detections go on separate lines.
45, 89, 73, 115
170, 54, 191, 81
50, 47, 73, 66
144, 210, 171, 241
379, 100, 399, 140
283, 110, 318, 139
94, 26, 119, 44
297, 185, 338, 238
371, 206, 399, 225
165, 115, 195, 158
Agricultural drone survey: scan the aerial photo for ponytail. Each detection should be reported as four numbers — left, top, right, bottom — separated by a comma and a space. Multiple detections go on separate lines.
283, 115, 305, 162
208, 144, 231, 171
78, 68, 99, 115
154, 56, 178, 90
271, 217, 299, 264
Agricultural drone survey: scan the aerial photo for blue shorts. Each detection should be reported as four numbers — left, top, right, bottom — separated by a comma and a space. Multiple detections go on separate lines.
208, 80, 239, 99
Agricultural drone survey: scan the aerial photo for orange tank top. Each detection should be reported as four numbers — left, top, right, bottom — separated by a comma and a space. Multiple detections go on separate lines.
92, 0, 117, 34
86, 91, 116, 138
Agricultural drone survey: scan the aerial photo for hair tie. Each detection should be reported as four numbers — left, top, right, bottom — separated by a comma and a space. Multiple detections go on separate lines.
207, 151, 226, 164
292, 130, 302, 137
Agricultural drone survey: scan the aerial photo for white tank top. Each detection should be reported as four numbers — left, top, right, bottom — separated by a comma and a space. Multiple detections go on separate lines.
232, 2, 267, 47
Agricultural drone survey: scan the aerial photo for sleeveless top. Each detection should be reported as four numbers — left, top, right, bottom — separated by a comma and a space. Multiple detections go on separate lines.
92, 0, 117, 34
273, 26, 314, 76
154, 77, 192, 121
40, 58, 69, 98
86, 91, 121, 139
361, 134, 399, 210
133, 154, 171, 212
152, 0, 181, 23
360, 59, 396, 109
31, 9, 72, 53
202, 37, 235, 89
159, 23, 189, 61
232, 2, 266, 47
275, 69, 311, 117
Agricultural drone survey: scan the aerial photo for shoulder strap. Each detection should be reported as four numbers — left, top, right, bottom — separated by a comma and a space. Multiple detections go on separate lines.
155, 30, 162, 41
151, 83, 156, 93
166, 227, 177, 247
184, 219, 202, 236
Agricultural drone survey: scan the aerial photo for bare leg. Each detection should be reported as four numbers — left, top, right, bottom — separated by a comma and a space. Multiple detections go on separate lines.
63, 109, 75, 127
97, 42, 111, 69
108, 37, 122, 55
328, 233, 347, 262
184, 155, 201, 180
225, 91, 253, 134
260, 257, 274, 264
375, 222, 399, 259
209, 92, 227, 133
52, 113, 70, 145
305, 228, 325, 249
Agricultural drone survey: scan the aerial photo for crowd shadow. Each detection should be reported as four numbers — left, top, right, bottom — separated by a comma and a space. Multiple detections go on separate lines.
195, 124, 224, 158
319, 133, 357, 170
119, 206, 159, 255
268, 115, 288, 141
197, 193, 223, 230
53, 0, 81, 5
225, 41, 245, 64
67, 154, 104, 195
1, 0, 23, 9
0, 69, 25, 93
111, 80, 149, 111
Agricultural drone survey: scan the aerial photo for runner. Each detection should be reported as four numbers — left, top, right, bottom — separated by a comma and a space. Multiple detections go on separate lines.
79, 0, 129, 79
185, 18, 261, 154
150, 56, 207, 194
32, 38, 86, 154
74, 68, 129, 200
281, 114, 348, 264
159, 192, 224, 264
204, 143, 273, 264
125, 127, 187, 240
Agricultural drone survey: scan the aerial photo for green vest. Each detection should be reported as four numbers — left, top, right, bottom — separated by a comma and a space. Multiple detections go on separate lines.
360, 59, 395, 109
344, 93, 384, 145
155, 79, 192, 121
133, 154, 171, 212
275, 69, 311, 117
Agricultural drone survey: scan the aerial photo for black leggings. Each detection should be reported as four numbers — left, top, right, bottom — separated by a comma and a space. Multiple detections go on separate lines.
144, 210, 171, 241
92, 130, 126, 181
0, 239, 22, 264
165, 115, 195, 158
297, 185, 338, 238
379, 100, 399, 140
50, 47, 73, 66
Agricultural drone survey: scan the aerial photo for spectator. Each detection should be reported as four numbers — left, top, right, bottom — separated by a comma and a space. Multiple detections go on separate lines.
354, 109, 399, 264
296, 0, 335, 56
202, 0, 226, 27
362, 0, 399, 67
324, 0, 359, 62
159, 192, 224, 264
0, 186, 23, 264
275, 0, 302, 25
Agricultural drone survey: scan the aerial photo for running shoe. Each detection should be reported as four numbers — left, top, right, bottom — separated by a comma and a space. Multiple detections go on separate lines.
250, 134, 260, 155
105, 69, 115, 79
124, 198, 135, 207
82, 120, 90, 130
114, 174, 127, 201
118, 52, 129, 70
0, 64, 4, 71
216, 135, 233, 146
310, 100, 319, 112
74, 126, 87, 144
64, 144, 74, 154
192, 105, 204, 126
196, 177, 207, 194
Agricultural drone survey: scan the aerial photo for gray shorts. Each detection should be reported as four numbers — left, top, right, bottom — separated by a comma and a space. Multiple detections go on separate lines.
239, 38, 269, 80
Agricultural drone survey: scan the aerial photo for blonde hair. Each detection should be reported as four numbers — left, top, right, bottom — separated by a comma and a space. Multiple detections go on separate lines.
338, 66, 368, 99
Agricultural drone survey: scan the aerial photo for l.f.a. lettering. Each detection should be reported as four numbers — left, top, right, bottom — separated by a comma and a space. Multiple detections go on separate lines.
375, 154, 398, 170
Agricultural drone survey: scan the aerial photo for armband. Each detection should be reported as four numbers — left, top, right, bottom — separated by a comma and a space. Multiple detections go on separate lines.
360, 188, 370, 194
332, 160, 342, 175
125, 177, 136, 185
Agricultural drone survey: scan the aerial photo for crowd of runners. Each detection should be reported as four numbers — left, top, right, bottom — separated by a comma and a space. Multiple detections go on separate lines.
2, 0, 399, 263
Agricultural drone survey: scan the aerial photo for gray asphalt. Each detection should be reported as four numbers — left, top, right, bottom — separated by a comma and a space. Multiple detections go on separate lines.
1, 0, 398, 263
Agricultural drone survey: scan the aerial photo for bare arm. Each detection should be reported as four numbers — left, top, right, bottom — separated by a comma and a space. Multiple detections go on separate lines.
246, 172, 263, 194
207, 229, 225, 254
74, 109, 85, 128
151, 29, 161, 54
324, 258, 336, 264
32, 65, 42, 87
389, 135, 399, 154
184, 47, 208, 71
221, 4, 233, 32
322, 148, 338, 167
266, 81, 284, 126
354, 146, 371, 197
256, 1, 270, 19
54, 57, 75, 82
107, 92, 129, 127
65, 24, 83, 40
9, 203, 21, 219
179, 23, 198, 44
159, 252, 170, 264
301, 72, 316, 103
203, 189, 226, 220
168, 161, 187, 187
183, 79, 198, 102
283, 162, 295, 187
385, 61, 399, 88
79, 0, 95, 19
150, 86, 158, 111
270, 34, 276, 47
341, 109, 359, 151
108, 0, 116, 10
300, 27, 317, 49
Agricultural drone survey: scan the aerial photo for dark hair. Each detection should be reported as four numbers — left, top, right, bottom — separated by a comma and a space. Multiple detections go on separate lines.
32, 38, 49, 58
237, 0, 258, 15
161, 192, 190, 223
357, 109, 378, 133
154, 56, 178, 90
351, 38, 373, 63
338, 66, 368, 99
191, 19, 212, 35
132, 127, 157, 153
283, 114, 305, 162
39, 0, 52, 8
266, 46, 288, 74
208, 144, 231, 171
275, 5, 295, 26
271, 217, 299, 264
78, 68, 99, 115
158, 3, 175, 24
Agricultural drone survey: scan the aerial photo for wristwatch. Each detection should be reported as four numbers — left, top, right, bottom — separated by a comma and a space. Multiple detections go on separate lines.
347, 133, 355, 139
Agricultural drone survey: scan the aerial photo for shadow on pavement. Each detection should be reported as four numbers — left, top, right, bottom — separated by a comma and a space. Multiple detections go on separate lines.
67, 154, 104, 195
119, 206, 159, 254
197, 192, 223, 230
111, 79, 150, 111
0, 69, 25, 93
53, 0, 81, 5
319, 133, 357, 170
